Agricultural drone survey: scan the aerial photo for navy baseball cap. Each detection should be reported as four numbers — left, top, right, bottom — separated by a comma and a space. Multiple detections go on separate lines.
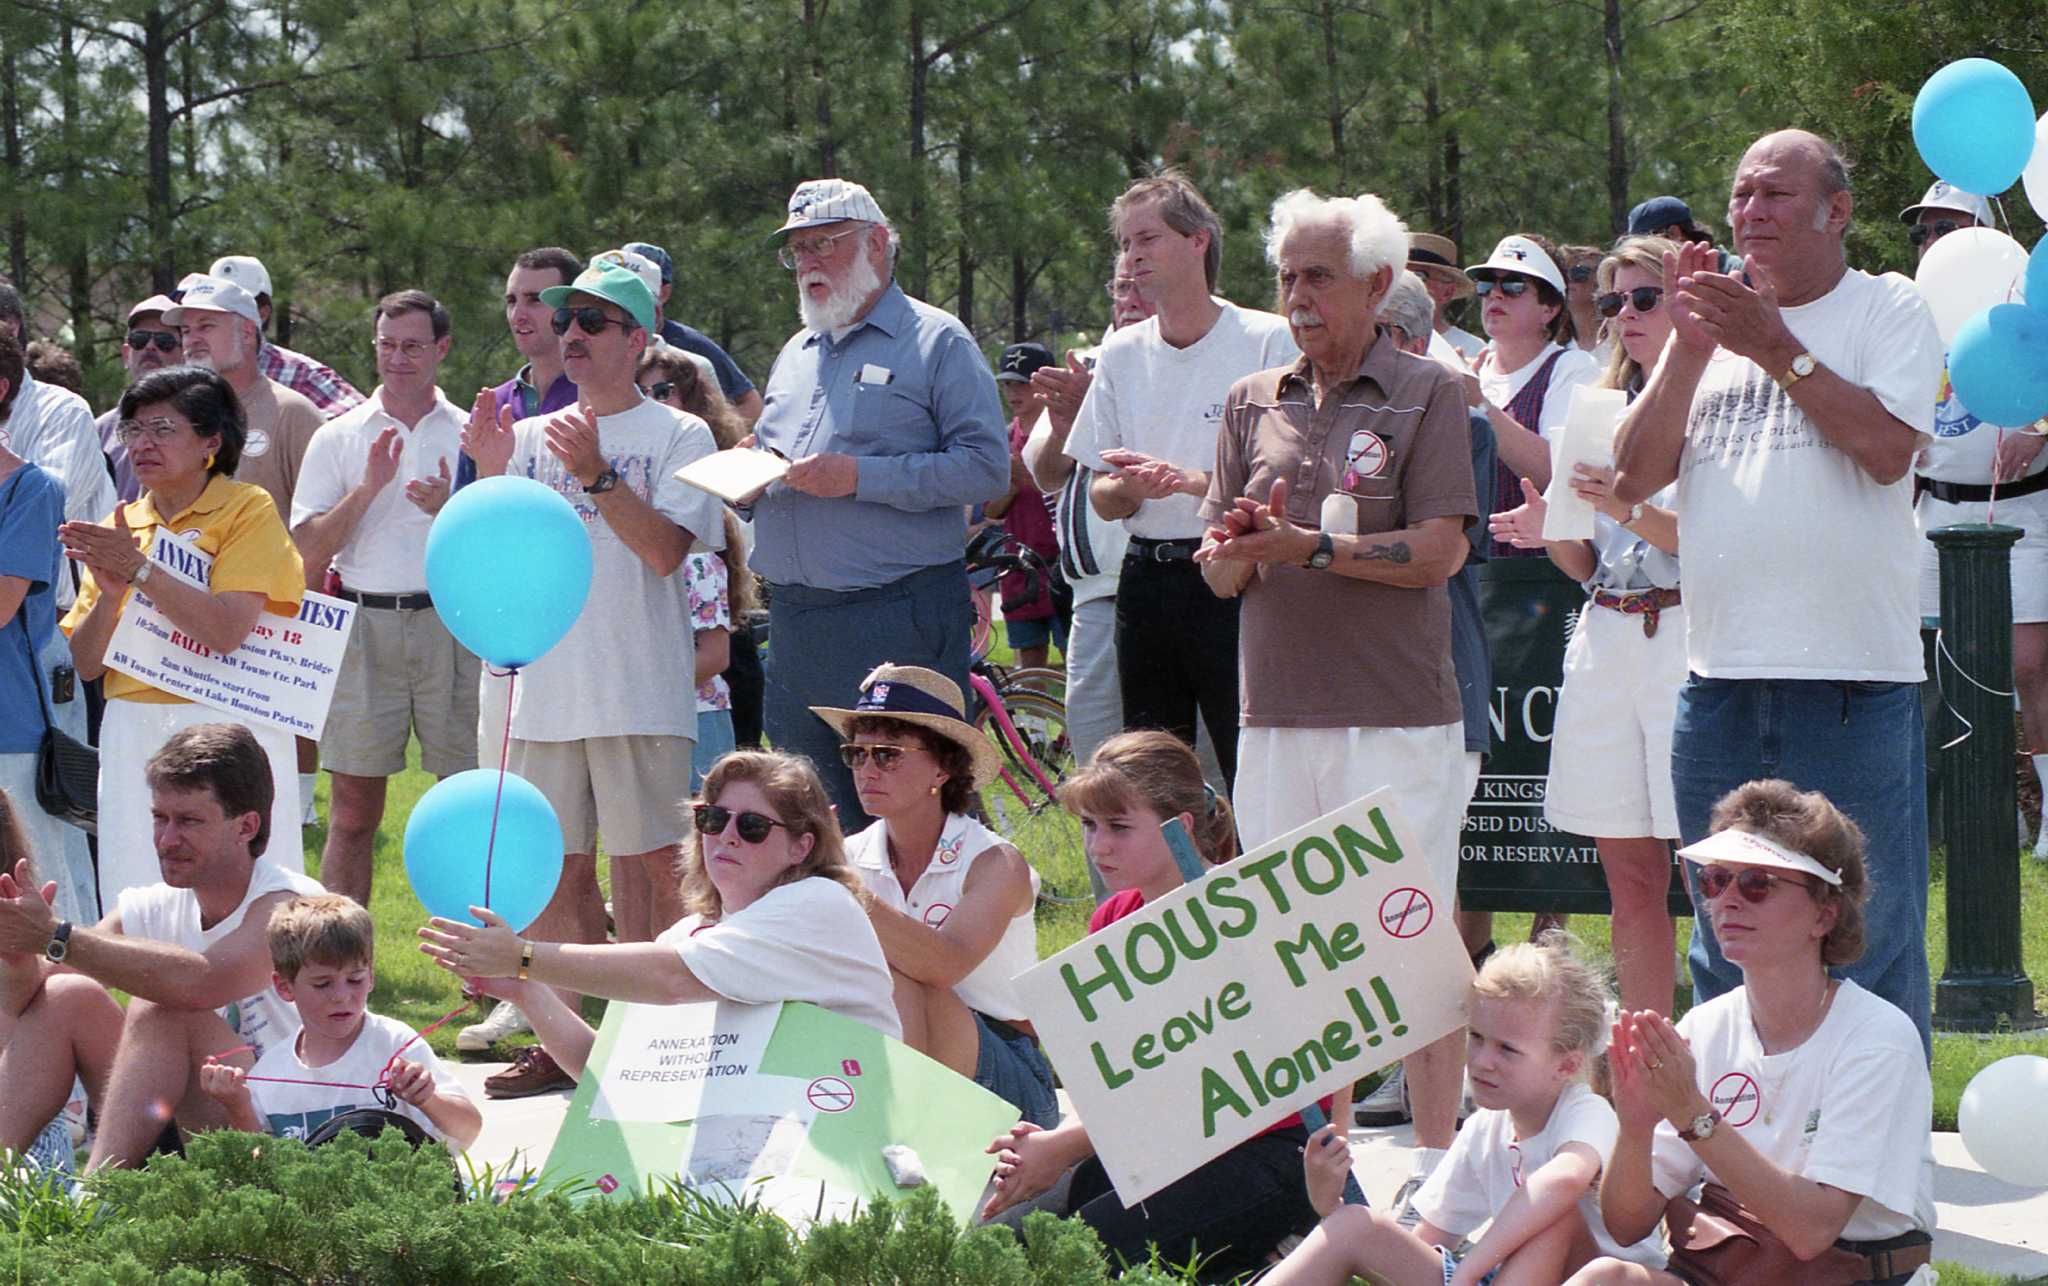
1627, 196, 1696, 237
622, 242, 674, 284
997, 342, 1055, 383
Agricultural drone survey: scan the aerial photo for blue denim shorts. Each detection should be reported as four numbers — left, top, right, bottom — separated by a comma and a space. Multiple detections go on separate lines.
974, 1012, 1060, 1127
1439, 1245, 1499, 1286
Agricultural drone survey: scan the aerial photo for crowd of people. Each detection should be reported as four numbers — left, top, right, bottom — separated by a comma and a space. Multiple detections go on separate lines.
0, 119, 2015, 1282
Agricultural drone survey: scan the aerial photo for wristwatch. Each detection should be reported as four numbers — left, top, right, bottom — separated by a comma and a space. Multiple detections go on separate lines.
131, 560, 154, 589
1304, 532, 1335, 570
584, 466, 620, 495
1677, 1107, 1722, 1143
46, 921, 72, 963
1774, 351, 1817, 392
1623, 502, 1645, 527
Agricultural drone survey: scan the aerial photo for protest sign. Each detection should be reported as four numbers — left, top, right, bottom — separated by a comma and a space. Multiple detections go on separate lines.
544, 1001, 1018, 1224
102, 529, 354, 739
1013, 788, 1475, 1204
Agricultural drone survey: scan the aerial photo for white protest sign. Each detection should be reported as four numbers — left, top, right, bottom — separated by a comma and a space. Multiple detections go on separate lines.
588, 1000, 802, 1124
102, 530, 355, 739
1541, 385, 1627, 542
1013, 788, 1475, 1204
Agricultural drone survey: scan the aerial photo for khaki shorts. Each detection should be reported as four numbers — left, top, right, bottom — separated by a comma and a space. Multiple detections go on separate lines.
508, 734, 694, 856
323, 605, 482, 778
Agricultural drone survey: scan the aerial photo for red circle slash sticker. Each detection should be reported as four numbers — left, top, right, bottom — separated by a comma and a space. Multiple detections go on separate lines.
1709, 1072, 1761, 1127
806, 1075, 857, 1113
1378, 887, 1434, 939
921, 902, 953, 928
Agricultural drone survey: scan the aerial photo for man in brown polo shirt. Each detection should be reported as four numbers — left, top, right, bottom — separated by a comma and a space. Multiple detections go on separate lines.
1198, 187, 1476, 1222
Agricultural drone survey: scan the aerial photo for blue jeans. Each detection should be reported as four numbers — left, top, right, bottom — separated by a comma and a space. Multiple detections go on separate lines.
1671, 676, 1931, 1057
690, 708, 736, 795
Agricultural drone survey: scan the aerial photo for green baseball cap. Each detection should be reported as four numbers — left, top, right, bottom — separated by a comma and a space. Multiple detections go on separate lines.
539, 264, 657, 333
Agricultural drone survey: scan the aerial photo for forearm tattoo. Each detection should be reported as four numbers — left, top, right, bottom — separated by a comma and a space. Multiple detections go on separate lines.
1349, 541, 1412, 565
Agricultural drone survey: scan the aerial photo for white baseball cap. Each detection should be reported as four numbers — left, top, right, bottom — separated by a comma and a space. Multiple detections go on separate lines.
1677, 828, 1844, 887
773, 178, 887, 240
1466, 235, 1566, 295
126, 294, 179, 323
1899, 180, 1993, 227
208, 254, 273, 299
163, 275, 262, 327
591, 249, 664, 303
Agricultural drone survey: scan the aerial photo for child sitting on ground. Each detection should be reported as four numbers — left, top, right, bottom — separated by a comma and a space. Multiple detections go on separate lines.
1267, 935, 1663, 1286
200, 894, 480, 1150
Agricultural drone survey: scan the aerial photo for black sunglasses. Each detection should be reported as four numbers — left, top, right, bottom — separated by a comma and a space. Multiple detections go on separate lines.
1596, 286, 1665, 318
693, 803, 789, 844
1695, 863, 1812, 904
127, 329, 180, 353
551, 305, 635, 337
1473, 278, 1532, 299
839, 743, 910, 771
1907, 219, 1962, 248
1567, 264, 1596, 283
646, 381, 676, 401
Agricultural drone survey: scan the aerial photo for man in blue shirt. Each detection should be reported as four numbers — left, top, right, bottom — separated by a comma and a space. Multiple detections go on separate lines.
622, 241, 764, 424
750, 179, 1009, 825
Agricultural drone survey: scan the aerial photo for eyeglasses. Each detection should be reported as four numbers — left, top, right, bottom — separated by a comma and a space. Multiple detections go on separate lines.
1567, 265, 1596, 283
127, 330, 179, 353
551, 306, 636, 337
1473, 278, 1533, 299
645, 382, 676, 401
1104, 278, 1140, 300
1695, 863, 1813, 905
693, 803, 789, 844
838, 743, 911, 771
1596, 286, 1665, 318
375, 337, 432, 359
115, 416, 187, 446
1908, 219, 1962, 248
777, 227, 862, 270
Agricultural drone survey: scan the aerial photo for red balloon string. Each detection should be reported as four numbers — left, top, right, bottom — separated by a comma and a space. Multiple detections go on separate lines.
209, 997, 477, 1109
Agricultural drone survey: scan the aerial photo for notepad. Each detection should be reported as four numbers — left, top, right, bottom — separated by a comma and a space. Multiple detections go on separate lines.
1541, 386, 1628, 542
675, 448, 790, 505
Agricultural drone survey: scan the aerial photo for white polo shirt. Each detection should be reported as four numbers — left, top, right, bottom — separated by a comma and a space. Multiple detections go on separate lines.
291, 386, 467, 593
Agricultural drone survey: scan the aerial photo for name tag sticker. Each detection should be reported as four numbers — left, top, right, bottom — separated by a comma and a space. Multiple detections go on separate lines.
858, 364, 895, 386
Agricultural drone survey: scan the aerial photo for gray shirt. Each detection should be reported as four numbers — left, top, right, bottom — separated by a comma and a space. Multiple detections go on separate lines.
1585, 484, 1680, 592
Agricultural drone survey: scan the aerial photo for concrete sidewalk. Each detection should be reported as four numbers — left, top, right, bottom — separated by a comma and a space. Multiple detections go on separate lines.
450, 1062, 2048, 1278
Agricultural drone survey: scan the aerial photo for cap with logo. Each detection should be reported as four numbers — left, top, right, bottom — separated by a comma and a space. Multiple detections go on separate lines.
539, 263, 658, 333
774, 178, 887, 241
590, 249, 665, 306
126, 294, 180, 323
1898, 179, 1993, 227
162, 276, 263, 327
208, 255, 273, 300
996, 342, 1055, 384
1407, 233, 1475, 301
1626, 195, 1697, 238
622, 242, 675, 284
1466, 235, 1566, 295
1677, 827, 1845, 887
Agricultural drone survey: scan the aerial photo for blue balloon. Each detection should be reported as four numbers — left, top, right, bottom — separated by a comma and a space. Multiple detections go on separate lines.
403, 769, 564, 932
1914, 59, 2036, 197
1950, 303, 2048, 427
425, 476, 592, 668
2029, 237, 2048, 311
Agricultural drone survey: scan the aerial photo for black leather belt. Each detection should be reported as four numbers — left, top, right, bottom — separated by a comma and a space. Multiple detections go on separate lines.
335, 588, 433, 611
1916, 470, 2048, 504
1126, 537, 1200, 563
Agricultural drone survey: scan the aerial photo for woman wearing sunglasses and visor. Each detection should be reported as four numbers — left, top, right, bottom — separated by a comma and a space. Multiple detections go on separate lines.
1490, 237, 1686, 1020
811, 664, 1057, 1126
1466, 234, 1601, 557
1569, 779, 1936, 1286
419, 750, 902, 1081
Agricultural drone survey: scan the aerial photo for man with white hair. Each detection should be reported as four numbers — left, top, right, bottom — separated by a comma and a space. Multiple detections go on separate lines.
207, 255, 365, 416
1198, 191, 1476, 1214
749, 178, 1008, 825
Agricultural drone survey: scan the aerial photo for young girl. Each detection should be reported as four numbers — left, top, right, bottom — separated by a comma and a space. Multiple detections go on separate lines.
1268, 937, 1663, 1286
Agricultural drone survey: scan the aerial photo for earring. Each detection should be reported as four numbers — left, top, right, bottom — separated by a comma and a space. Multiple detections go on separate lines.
929, 784, 940, 797
204, 451, 216, 470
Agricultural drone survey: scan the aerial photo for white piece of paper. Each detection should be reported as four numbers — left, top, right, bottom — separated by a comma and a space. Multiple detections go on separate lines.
1540, 385, 1628, 542
587, 999, 800, 1124
674, 448, 790, 505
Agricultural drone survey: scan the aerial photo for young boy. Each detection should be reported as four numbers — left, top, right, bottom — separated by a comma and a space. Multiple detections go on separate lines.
199, 895, 481, 1150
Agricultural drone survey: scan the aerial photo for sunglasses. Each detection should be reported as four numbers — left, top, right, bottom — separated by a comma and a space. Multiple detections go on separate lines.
550, 305, 635, 337
1596, 286, 1665, 318
1473, 278, 1533, 299
1907, 219, 1962, 248
838, 743, 911, 771
1695, 863, 1813, 904
645, 381, 676, 401
127, 330, 180, 353
693, 803, 789, 844
1567, 264, 1596, 283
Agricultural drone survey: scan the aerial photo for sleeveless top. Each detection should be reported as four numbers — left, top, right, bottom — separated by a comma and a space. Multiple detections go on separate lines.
1492, 348, 1567, 558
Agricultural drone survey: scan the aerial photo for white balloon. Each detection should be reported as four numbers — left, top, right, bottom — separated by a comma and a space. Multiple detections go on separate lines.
1958, 1054, 2048, 1188
2025, 112, 2048, 221
1915, 226, 2030, 347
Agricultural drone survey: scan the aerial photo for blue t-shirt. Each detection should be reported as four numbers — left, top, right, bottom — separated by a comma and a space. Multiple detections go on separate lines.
661, 320, 756, 402
1449, 411, 1496, 755
0, 463, 65, 753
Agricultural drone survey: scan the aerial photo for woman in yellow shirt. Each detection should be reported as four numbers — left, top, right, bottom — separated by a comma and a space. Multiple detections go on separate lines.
61, 366, 307, 905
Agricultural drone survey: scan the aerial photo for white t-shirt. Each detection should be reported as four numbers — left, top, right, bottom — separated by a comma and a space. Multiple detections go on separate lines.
1476, 342, 1600, 444
1063, 302, 1298, 540
845, 811, 1038, 1021
116, 860, 326, 1061
1650, 979, 1935, 1241
1918, 363, 2048, 485
246, 1011, 471, 1144
10, 372, 115, 607
1676, 268, 1941, 681
502, 396, 724, 742
290, 387, 467, 592
660, 876, 902, 1039
1413, 1079, 1664, 1267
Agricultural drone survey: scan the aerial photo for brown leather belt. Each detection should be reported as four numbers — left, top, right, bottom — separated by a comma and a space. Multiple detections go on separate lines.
1590, 586, 1682, 638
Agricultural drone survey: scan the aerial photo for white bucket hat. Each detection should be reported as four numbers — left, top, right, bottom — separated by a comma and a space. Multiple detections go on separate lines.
1466, 235, 1566, 295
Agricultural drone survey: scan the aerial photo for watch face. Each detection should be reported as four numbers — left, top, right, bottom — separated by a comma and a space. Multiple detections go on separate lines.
1792, 354, 1816, 376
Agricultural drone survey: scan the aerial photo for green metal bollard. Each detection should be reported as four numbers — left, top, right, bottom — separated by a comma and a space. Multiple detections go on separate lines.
1929, 523, 2038, 1032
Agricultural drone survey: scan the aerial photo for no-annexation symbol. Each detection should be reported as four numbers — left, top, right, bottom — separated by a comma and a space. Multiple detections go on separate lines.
1378, 887, 1434, 939
922, 902, 954, 928
1710, 1071, 1761, 1127
806, 1075, 857, 1113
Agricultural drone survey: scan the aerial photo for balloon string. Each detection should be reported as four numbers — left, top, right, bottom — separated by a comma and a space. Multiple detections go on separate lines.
483, 667, 519, 912
210, 998, 476, 1111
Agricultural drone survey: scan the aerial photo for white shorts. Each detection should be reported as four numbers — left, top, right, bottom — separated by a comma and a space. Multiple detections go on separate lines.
1543, 599, 1687, 840
1235, 722, 1465, 901
1917, 487, 2048, 623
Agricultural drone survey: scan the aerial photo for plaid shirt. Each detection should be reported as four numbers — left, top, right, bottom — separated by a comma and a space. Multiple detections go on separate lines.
257, 342, 366, 417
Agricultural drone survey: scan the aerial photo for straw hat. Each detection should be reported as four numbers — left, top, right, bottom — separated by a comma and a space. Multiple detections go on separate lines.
1407, 232, 1475, 301
810, 664, 1004, 789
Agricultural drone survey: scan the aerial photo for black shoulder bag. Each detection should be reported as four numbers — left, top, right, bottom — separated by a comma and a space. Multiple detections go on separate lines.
2, 468, 99, 833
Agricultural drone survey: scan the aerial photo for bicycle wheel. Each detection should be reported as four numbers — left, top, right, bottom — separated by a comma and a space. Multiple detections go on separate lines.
974, 688, 1091, 911
1000, 665, 1068, 703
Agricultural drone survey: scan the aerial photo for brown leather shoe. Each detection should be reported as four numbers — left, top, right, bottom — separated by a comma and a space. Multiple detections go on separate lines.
483, 1046, 575, 1099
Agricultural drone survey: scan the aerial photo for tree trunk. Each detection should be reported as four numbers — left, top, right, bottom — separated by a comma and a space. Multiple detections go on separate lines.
906, 3, 929, 300
1321, 0, 1346, 183
1603, 0, 1628, 238
2, 40, 26, 289
1011, 252, 1028, 341
58, 10, 91, 365
955, 131, 973, 333
1420, 0, 1442, 229
803, 0, 836, 176
1444, 129, 1463, 258
146, 6, 177, 292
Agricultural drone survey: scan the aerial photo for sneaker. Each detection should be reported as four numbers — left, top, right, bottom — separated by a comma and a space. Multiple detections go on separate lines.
1355, 1066, 1410, 1127
484, 1046, 575, 1099
457, 1000, 532, 1053
1390, 1174, 1426, 1229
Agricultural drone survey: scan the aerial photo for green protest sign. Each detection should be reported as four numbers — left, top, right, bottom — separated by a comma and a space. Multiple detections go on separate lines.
542, 1001, 1018, 1224
1013, 788, 1475, 1204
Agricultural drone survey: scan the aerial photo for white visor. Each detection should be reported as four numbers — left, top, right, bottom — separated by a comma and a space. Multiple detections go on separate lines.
1677, 828, 1843, 887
